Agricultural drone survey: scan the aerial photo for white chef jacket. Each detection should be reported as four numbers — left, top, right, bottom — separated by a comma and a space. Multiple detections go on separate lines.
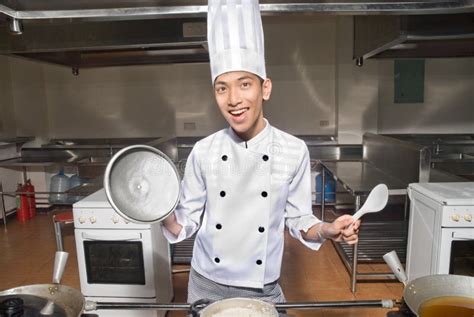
162, 119, 322, 288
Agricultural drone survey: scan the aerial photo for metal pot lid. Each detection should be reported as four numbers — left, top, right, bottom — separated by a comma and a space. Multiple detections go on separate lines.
104, 145, 181, 224
0, 294, 67, 317
0, 284, 85, 317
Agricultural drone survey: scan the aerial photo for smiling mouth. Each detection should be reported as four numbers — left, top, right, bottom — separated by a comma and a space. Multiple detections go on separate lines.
229, 108, 249, 116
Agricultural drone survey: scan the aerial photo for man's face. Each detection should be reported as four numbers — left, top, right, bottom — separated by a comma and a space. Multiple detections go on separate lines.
214, 71, 272, 141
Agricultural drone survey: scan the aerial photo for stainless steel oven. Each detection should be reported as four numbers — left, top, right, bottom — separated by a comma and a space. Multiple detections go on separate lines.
406, 182, 474, 281
73, 189, 173, 317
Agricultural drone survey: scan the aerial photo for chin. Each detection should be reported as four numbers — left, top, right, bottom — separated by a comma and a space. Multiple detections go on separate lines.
229, 123, 249, 136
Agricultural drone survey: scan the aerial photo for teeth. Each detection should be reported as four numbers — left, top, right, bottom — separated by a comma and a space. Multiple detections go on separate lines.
230, 108, 247, 115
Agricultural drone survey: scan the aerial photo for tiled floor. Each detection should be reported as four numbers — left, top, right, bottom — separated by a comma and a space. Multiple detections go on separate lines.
0, 208, 403, 317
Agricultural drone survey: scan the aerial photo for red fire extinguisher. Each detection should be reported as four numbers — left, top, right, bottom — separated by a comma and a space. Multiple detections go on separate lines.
16, 183, 29, 223
25, 179, 36, 218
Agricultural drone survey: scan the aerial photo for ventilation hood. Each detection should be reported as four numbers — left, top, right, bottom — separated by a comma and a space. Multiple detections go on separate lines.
0, 18, 209, 68
0, 1, 473, 69
354, 13, 474, 63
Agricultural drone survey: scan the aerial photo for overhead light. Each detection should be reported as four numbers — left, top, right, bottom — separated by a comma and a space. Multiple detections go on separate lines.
9, 18, 23, 35
356, 57, 363, 67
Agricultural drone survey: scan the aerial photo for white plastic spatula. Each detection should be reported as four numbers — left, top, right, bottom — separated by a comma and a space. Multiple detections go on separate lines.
352, 184, 389, 221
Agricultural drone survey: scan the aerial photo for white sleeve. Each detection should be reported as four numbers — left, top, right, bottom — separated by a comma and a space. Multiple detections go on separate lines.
161, 146, 207, 244
285, 145, 323, 250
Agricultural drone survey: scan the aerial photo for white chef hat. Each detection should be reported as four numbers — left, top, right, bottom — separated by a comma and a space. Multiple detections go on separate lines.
207, 0, 266, 84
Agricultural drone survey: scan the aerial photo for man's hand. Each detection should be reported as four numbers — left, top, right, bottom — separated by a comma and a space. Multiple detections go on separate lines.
324, 215, 360, 245
303, 215, 360, 244
162, 212, 183, 237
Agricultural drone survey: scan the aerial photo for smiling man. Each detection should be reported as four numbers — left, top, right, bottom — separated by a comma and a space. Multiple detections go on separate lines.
214, 71, 270, 140
161, 0, 360, 306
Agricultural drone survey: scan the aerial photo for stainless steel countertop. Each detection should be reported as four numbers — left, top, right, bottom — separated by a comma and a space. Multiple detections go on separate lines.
319, 160, 407, 196
0, 156, 79, 167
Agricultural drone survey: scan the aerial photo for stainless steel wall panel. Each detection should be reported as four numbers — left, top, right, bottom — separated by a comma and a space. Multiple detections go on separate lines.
377, 58, 474, 134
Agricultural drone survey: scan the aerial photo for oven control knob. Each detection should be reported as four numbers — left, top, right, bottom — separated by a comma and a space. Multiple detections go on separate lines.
451, 214, 460, 222
79, 216, 86, 224
464, 214, 472, 222
89, 216, 97, 224
112, 216, 119, 224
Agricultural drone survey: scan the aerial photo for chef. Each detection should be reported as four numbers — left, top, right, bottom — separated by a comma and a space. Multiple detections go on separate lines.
161, 0, 360, 304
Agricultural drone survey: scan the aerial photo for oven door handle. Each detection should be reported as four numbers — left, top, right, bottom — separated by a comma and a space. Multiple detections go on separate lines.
81, 232, 142, 241
452, 232, 474, 240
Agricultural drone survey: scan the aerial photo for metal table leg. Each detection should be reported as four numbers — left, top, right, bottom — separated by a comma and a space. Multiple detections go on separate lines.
351, 195, 361, 293
0, 182, 6, 226
321, 169, 326, 222
22, 167, 28, 184
403, 194, 409, 221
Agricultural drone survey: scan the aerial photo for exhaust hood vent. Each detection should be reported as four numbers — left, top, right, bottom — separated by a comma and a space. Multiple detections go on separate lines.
354, 13, 474, 61
14, 45, 210, 68
1, 1, 474, 68
0, 18, 208, 68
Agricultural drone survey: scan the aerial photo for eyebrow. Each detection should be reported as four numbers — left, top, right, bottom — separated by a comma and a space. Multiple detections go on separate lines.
214, 75, 255, 87
238, 76, 253, 81
214, 81, 226, 86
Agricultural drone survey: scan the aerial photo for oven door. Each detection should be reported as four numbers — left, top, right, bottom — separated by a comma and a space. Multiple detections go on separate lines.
75, 228, 157, 298
438, 227, 474, 276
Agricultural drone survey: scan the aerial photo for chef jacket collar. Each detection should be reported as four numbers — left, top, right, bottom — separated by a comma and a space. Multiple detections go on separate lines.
228, 118, 271, 148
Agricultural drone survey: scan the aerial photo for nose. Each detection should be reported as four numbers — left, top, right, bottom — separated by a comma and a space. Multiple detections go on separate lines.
227, 87, 242, 107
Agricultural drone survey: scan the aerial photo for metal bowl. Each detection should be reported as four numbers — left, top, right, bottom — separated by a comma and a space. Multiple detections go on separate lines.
104, 145, 181, 224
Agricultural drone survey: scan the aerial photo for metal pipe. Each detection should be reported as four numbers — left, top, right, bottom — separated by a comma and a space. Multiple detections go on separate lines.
351, 195, 361, 293
321, 167, 326, 221
95, 302, 191, 310
0, 182, 6, 226
1, 2, 473, 22
22, 167, 27, 184
274, 299, 394, 309
94, 299, 394, 311
356, 273, 399, 279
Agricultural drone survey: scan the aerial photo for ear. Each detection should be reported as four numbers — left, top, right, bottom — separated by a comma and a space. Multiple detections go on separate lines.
262, 78, 272, 101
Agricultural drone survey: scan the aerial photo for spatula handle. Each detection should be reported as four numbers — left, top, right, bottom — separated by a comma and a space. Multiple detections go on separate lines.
383, 251, 408, 286
351, 209, 365, 221
52, 251, 69, 284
